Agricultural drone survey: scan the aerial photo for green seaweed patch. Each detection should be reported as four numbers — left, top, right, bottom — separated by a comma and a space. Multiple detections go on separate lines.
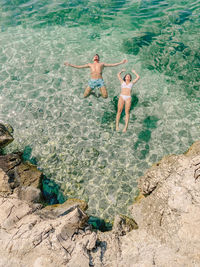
143, 116, 159, 129
134, 128, 151, 159
101, 111, 116, 124
42, 176, 66, 205
22, 145, 37, 165
138, 129, 151, 142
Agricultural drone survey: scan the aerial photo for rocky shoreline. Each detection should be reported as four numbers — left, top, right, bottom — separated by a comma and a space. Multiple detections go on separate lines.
0, 122, 200, 266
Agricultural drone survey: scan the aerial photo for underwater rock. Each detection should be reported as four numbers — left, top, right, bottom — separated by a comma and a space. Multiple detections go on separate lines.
174, 9, 192, 25
0, 123, 14, 148
123, 32, 156, 55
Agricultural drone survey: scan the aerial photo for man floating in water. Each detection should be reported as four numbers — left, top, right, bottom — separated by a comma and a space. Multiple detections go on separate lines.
64, 54, 127, 98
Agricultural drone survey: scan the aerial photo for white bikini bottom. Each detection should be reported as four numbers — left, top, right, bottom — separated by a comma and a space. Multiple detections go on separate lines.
120, 94, 131, 101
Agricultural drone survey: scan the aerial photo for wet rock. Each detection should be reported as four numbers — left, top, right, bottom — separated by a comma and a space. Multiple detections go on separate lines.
43, 198, 88, 217
0, 154, 21, 191
184, 140, 200, 157
17, 161, 42, 188
0, 153, 21, 173
0, 123, 14, 148
0, 168, 12, 195
0, 154, 43, 200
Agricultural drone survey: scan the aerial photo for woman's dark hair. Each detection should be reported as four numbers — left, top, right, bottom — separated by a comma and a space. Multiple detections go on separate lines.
123, 73, 132, 81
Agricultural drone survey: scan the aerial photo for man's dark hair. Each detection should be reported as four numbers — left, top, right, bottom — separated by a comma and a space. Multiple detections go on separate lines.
123, 73, 132, 81
95, 54, 100, 60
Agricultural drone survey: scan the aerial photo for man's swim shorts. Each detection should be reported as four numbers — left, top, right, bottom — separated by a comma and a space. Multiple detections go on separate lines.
88, 79, 105, 90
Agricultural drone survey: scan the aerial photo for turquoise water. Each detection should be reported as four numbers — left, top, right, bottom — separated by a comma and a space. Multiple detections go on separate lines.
0, 0, 200, 219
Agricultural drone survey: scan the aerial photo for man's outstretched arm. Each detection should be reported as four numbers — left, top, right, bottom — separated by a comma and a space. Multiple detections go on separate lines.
104, 59, 128, 67
64, 62, 89, 69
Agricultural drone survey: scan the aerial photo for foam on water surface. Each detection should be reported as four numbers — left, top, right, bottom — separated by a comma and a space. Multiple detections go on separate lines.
0, 0, 200, 219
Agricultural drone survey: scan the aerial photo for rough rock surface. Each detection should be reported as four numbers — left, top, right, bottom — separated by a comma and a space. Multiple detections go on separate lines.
0, 153, 43, 203
89, 141, 200, 266
0, 123, 14, 148
1, 120, 200, 266
133, 141, 200, 254
0, 194, 96, 267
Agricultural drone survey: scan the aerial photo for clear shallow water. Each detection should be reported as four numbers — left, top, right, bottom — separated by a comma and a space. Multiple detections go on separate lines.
0, 0, 200, 219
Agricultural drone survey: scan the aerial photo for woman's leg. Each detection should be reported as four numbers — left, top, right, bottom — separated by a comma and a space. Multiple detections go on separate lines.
116, 96, 124, 131
123, 98, 131, 132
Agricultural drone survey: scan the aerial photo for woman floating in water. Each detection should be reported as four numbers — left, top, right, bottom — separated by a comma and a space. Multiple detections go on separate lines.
116, 69, 140, 132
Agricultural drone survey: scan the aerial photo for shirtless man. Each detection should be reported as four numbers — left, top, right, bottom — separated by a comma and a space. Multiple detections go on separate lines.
64, 54, 127, 98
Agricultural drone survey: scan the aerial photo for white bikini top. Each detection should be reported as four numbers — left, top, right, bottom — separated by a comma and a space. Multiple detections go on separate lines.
121, 81, 133, 90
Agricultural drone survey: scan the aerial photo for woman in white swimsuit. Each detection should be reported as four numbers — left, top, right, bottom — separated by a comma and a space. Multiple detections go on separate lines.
116, 69, 140, 132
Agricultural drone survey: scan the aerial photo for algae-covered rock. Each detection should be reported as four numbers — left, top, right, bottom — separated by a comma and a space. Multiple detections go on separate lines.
113, 214, 138, 236
134, 192, 145, 203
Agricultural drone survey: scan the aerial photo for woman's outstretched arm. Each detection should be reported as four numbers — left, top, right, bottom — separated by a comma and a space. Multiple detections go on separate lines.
117, 69, 126, 83
131, 69, 140, 84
